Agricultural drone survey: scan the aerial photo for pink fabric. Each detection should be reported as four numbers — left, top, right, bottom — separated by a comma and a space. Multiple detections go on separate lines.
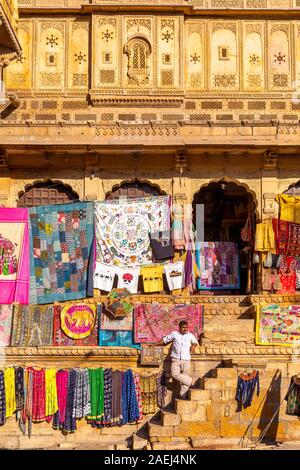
56, 370, 69, 426
0, 208, 29, 304
134, 303, 203, 343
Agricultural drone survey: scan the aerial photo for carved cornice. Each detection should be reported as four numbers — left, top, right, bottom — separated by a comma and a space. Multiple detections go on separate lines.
2, 346, 139, 357
89, 95, 184, 108
203, 346, 300, 356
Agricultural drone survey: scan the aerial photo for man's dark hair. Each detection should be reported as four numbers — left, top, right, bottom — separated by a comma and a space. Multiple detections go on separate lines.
179, 320, 188, 327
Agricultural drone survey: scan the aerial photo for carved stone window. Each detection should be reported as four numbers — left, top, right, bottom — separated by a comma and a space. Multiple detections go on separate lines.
219, 46, 230, 60
124, 37, 151, 85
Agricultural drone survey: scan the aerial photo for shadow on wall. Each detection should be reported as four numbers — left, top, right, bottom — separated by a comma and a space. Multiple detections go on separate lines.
256, 370, 281, 444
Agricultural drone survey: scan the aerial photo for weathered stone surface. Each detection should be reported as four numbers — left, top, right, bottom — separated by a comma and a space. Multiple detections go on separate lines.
191, 437, 240, 449
215, 368, 238, 379
161, 410, 181, 427
180, 404, 206, 422
188, 389, 211, 402
132, 434, 148, 450
148, 423, 174, 438
174, 421, 220, 438
152, 442, 191, 451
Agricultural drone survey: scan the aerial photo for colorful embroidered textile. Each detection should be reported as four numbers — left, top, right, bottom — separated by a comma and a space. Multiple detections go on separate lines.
134, 303, 203, 344
15, 367, 24, 412
272, 218, 300, 256
172, 202, 184, 250
133, 373, 143, 421
0, 305, 13, 346
0, 371, 5, 425
296, 257, 300, 290
116, 266, 140, 294
196, 242, 240, 290
100, 308, 133, 331
0, 208, 29, 304
140, 265, 164, 293
73, 369, 91, 419
52, 369, 68, 430
279, 256, 297, 294
139, 374, 158, 414
53, 304, 98, 346
241, 212, 252, 243
256, 304, 300, 346
94, 262, 116, 292
60, 302, 97, 340
95, 196, 171, 267
276, 194, 300, 224
87, 368, 104, 422
62, 369, 77, 433
164, 261, 184, 291
121, 370, 140, 425
111, 370, 122, 425
105, 288, 134, 318
102, 368, 112, 425
45, 369, 58, 419
285, 376, 300, 416
30, 367, 46, 422
22, 368, 33, 437
11, 304, 53, 346
255, 220, 276, 252
29, 202, 94, 304
157, 370, 168, 409
99, 330, 141, 349
4, 367, 16, 418
235, 371, 260, 409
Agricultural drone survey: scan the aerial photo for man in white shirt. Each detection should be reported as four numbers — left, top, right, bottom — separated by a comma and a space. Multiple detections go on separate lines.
156, 320, 198, 399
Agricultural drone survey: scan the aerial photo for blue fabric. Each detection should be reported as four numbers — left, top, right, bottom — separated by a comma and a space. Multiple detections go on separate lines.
235, 371, 260, 409
99, 330, 141, 350
29, 202, 94, 304
121, 370, 140, 425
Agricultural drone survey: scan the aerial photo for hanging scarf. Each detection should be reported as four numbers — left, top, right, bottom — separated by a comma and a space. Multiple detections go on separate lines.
157, 370, 168, 409
4, 367, 16, 418
133, 373, 143, 422
20, 368, 33, 437
15, 367, 24, 412
102, 368, 112, 426
121, 370, 140, 425
30, 367, 46, 422
52, 369, 69, 431
73, 369, 91, 419
140, 373, 158, 414
87, 368, 104, 423
62, 369, 76, 433
241, 212, 252, 242
45, 369, 58, 421
0, 371, 6, 425
111, 370, 122, 426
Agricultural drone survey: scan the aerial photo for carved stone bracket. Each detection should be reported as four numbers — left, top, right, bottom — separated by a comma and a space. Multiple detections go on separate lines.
264, 150, 278, 170
263, 193, 276, 215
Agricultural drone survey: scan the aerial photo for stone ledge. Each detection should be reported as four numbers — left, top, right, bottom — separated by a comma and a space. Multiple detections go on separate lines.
0, 346, 138, 357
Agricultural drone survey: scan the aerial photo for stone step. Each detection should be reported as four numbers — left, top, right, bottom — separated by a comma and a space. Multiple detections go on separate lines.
160, 410, 182, 427
148, 422, 174, 439
175, 398, 199, 414
188, 389, 211, 402
152, 441, 192, 451
203, 378, 236, 390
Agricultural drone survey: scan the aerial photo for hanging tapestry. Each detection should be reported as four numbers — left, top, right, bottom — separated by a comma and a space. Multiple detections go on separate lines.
28, 202, 94, 305
272, 219, 300, 256
196, 242, 240, 290
256, 304, 300, 347
105, 288, 134, 318
60, 302, 97, 340
99, 330, 141, 350
276, 194, 300, 224
0, 208, 29, 304
53, 303, 99, 346
10, 304, 54, 346
0, 305, 13, 346
100, 308, 133, 331
134, 303, 203, 344
95, 196, 171, 266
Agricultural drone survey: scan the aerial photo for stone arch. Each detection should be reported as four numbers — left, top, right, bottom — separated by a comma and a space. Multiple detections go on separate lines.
105, 178, 167, 200
17, 179, 79, 207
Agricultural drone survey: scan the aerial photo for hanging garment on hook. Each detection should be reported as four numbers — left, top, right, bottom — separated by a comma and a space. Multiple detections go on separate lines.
285, 375, 300, 416
235, 370, 260, 409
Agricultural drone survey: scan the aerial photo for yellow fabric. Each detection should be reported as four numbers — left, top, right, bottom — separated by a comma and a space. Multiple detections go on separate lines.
255, 220, 276, 252
276, 194, 300, 223
141, 265, 164, 293
4, 367, 16, 418
45, 368, 58, 417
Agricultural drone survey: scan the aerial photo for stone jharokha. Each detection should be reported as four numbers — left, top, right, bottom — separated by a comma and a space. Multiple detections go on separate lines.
0, 0, 299, 450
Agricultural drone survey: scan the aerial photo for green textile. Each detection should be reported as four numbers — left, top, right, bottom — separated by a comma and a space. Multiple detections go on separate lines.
87, 368, 104, 420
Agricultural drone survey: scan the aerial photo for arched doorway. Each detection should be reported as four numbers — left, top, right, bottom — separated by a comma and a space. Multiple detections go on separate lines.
17, 180, 79, 207
105, 180, 166, 200
193, 179, 257, 294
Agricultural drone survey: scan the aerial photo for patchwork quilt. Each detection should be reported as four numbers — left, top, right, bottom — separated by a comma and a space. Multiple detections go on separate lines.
256, 304, 300, 347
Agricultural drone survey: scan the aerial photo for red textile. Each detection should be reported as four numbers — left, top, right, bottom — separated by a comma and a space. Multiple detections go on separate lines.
273, 218, 300, 256
279, 256, 297, 294
30, 367, 46, 422
56, 369, 69, 426
133, 373, 143, 422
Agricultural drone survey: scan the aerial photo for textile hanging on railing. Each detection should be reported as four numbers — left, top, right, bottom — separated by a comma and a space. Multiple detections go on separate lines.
255, 220, 276, 252
28, 202, 94, 305
0, 305, 13, 346
134, 303, 203, 344
99, 330, 141, 349
53, 303, 99, 346
196, 242, 240, 290
256, 304, 300, 346
278, 256, 297, 294
100, 307, 133, 331
272, 218, 300, 256
235, 370, 260, 409
0, 371, 5, 425
285, 376, 300, 416
164, 261, 184, 291
95, 196, 171, 267
93, 262, 116, 292
0, 208, 29, 304
276, 194, 300, 224
10, 304, 54, 347
139, 373, 158, 414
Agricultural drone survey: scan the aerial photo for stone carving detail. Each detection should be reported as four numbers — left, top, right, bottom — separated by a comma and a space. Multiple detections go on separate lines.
263, 193, 276, 214
2, 347, 138, 357
264, 150, 278, 169
95, 125, 178, 137
214, 74, 236, 88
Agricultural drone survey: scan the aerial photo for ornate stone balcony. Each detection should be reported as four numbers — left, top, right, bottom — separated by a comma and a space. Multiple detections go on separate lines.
0, 0, 21, 66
